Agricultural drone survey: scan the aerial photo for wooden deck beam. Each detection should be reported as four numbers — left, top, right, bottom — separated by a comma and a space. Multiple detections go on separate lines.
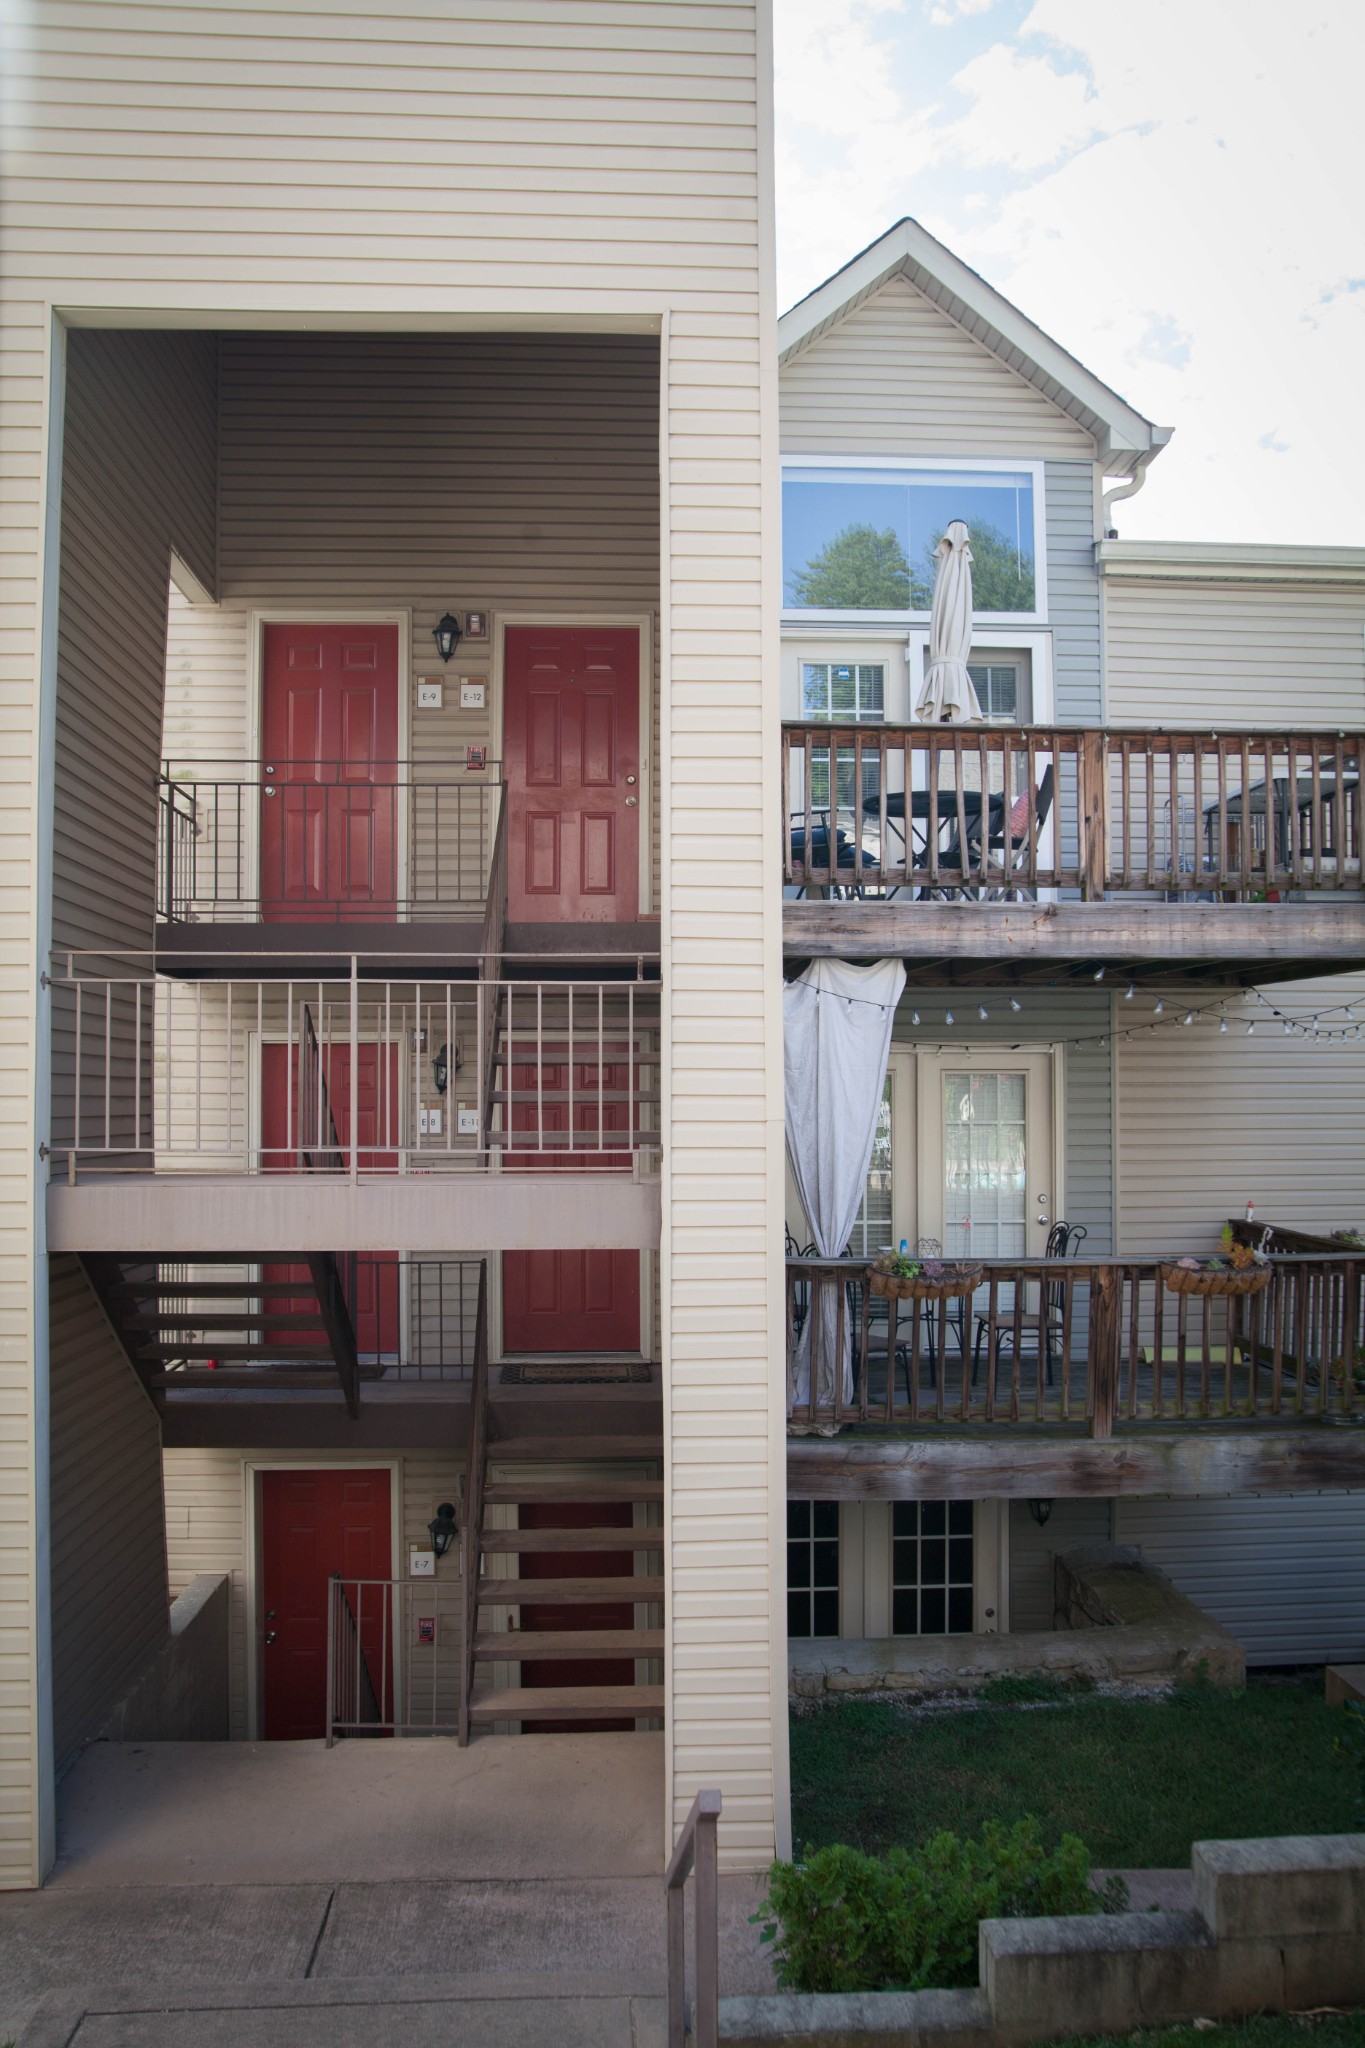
787, 1423, 1365, 1499
784, 900, 1365, 987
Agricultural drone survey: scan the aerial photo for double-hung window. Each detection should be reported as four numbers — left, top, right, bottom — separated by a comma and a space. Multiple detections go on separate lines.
801, 660, 885, 816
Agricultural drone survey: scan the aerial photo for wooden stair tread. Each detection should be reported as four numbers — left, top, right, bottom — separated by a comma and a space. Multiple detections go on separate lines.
115, 1281, 315, 1299
150, 1369, 343, 1389
477, 1527, 663, 1553
136, 1342, 336, 1362
469, 1685, 664, 1721
472, 1629, 663, 1659
488, 1437, 663, 1462
131, 1313, 327, 1332
482, 1480, 662, 1505
477, 1575, 664, 1604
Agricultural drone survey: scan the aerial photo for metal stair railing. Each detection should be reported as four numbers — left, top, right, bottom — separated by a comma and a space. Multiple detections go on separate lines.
457, 1258, 490, 1746
665, 1789, 721, 2048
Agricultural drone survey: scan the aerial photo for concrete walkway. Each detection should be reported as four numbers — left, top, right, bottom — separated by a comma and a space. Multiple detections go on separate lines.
1, 1736, 777, 2044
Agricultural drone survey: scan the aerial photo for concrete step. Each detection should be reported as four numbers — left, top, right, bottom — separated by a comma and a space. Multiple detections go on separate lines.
471, 1629, 664, 1660
469, 1685, 664, 1722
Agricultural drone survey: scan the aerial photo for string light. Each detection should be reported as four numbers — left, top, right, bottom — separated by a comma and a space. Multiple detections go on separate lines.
1009, 998, 1022, 1012
1124, 985, 1136, 1001
978, 1005, 989, 1021
1093, 967, 1105, 981
944, 1009, 954, 1025
1153, 999, 1164, 1015
1184, 1012, 1195, 1026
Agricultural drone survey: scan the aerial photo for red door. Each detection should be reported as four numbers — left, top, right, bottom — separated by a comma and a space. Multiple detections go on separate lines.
518, 1501, 636, 1734
261, 1467, 392, 1739
261, 622, 399, 922
504, 626, 639, 922
260, 1040, 400, 1356
501, 1042, 640, 1352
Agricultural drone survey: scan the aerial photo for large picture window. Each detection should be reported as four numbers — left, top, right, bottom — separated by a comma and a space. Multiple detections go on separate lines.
783, 462, 1042, 619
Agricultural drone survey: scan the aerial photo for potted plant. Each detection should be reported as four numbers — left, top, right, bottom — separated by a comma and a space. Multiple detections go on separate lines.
1162, 1223, 1273, 1299
869, 1248, 983, 1301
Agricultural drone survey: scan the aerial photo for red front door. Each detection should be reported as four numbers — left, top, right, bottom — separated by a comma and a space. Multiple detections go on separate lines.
261, 1467, 392, 1740
518, 1500, 636, 1734
504, 625, 640, 922
260, 1040, 400, 1356
501, 1041, 640, 1352
261, 622, 399, 922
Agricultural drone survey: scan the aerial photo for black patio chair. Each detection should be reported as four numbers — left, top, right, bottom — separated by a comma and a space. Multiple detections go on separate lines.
972, 1218, 1087, 1390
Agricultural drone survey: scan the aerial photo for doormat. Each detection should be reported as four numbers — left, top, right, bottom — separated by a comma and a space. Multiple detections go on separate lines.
500, 1361, 652, 1385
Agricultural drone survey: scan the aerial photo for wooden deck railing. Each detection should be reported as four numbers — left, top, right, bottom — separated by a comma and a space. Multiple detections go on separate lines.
781, 724, 1362, 899
786, 1254, 1363, 1433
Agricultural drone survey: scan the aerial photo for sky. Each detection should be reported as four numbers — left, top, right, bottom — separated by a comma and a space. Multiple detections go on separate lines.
774, 0, 1365, 546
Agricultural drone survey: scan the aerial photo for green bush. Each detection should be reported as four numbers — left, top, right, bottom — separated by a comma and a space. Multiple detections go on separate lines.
753, 1816, 1126, 1994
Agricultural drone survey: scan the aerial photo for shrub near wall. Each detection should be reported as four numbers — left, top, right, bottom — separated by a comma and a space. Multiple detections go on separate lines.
755, 1818, 1126, 1994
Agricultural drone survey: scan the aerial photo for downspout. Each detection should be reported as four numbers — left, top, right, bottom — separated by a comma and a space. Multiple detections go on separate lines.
1101, 452, 1156, 538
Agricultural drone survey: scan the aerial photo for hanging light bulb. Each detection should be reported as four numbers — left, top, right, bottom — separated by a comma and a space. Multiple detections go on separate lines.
978, 1005, 989, 1021
1246, 1021, 1256, 1035
911, 1010, 920, 1027
1219, 1017, 1229, 1034
1093, 966, 1105, 982
1154, 999, 1164, 1015
945, 1009, 955, 1026
1124, 985, 1136, 1001
1009, 998, 1022, 1012
1184, 1012, 1195, 1026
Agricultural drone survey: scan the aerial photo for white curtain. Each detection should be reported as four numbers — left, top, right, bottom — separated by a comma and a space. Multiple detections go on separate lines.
784, 958, 906, 1410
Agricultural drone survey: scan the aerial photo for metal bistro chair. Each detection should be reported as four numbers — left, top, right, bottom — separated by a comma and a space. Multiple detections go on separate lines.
787, 817, 865, 900
934, 765, 1055, 902
785, 1227, 817, 1342
972, 1220, 1087, 1391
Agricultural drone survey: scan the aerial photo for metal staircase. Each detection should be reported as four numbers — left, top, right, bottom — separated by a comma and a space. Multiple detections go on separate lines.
79, 1249, 364, 1417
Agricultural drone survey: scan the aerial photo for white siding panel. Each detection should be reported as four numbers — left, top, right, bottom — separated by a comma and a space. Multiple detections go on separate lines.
1106, 579, 1365, 727
1116, 976, 1365, 1254
779, 275, 1097, 461
48, 1257, 168, 1768
1115, 1494, 1365, 1664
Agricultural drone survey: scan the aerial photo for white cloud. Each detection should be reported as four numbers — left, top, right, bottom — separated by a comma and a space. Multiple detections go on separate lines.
937, 44, 1111, 170
927, 0, 997, 27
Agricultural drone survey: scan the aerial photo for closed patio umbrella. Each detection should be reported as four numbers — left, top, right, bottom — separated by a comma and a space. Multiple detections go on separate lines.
916, 520, 982, 724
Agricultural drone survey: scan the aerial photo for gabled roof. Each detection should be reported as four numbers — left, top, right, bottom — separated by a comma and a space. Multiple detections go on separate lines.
779, 218, 1172, 477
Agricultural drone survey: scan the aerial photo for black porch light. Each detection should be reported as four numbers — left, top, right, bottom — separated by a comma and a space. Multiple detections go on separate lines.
433, 612, 463, 662
1027, 1498, 1054, 1528
428, 1502, 458, 1558
432, 1041, 461, 1095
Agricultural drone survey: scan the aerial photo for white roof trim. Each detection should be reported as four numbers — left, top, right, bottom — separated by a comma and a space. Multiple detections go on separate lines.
779, 218, 1171, 475
1098, 539, 1365, 586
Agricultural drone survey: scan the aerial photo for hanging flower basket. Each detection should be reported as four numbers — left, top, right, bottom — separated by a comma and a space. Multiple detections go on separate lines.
869, 1257, 983, 1302
1161, 1257, 1272, 1300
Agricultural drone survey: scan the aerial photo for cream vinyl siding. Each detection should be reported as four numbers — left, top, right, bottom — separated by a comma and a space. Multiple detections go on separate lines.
1115, 1494, 1365, 1665
1105, 579, 1365, 726
779, 275, 1097, 461
54, 329, 218, 955
1115, 975, 1365, 1254
162, 1447, 465, 1739
49, 1257, 168, 1769
7, 0, 776, 1881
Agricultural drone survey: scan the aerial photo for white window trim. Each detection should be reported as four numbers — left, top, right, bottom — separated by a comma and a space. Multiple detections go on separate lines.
782, 455, 1049, 628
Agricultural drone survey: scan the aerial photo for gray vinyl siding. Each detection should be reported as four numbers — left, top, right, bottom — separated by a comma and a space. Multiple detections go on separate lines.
1046, 462, 1101, 723
1104, 578, 1365, 727
54, 329, 218, 955
1115, 1495, 1365, 1665
893, 989, 1114, 1256
779, 274, 1097, 460
1115, 973, 1365, 1255
1008, 1498, 1113, 1632
49, 1258, 168, 1769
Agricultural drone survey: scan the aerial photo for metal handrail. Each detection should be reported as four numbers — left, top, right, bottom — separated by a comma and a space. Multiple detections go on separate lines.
666, 1789, 721, 2048
457, 1260, 489, 1747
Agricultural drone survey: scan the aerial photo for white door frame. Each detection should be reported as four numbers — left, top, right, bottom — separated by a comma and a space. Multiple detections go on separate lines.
914, 1045, 1064, 1256
243, 1455, 403, 1743
492, 611, 654, 918
246, 609, 414, 919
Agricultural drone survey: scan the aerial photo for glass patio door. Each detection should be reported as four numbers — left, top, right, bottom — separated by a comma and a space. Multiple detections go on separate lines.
915, 1050, 1055, 1260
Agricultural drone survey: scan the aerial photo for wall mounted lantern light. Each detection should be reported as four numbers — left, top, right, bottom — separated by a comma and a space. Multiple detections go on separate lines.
432, 1042, 461, 1095
433, 612, 462, 662
428, 1502, 458, 1559
1027, 1498, 1054, 1528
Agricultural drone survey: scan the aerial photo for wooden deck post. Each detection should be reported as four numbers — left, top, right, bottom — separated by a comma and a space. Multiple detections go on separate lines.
1089, 1264, 1122, 1439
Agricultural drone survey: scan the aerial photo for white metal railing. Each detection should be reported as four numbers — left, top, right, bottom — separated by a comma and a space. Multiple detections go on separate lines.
325, 1573, 466, 1740
46, 952, 661, 1180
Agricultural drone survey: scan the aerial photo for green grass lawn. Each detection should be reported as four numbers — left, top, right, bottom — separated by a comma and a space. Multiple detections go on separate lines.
1056, 2020, 1365, 2048
790, 1674, 1360, 1868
